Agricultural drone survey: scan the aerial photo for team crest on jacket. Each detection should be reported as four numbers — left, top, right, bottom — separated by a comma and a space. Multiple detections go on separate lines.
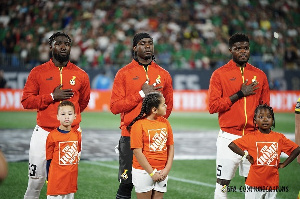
70, 76, 76, 85
156, 75, 161, 85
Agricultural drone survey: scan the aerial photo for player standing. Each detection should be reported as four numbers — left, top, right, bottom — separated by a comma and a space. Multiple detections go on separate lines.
208, 33, 270, 199
110, 32, 173, 199
22, 32, 90, 199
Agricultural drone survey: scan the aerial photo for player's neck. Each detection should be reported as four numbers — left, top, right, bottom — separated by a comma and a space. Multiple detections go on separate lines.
52, 58, 69, 68
135, 57, 152, 66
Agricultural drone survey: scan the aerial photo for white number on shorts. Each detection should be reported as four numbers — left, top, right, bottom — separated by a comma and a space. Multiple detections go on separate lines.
29, 163, 37, 177
217, 165, 222, 177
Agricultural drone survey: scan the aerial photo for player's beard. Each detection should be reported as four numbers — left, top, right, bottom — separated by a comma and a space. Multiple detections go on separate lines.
53, 52, 70, 63
144, 54, 152, 60
233, 56, 249, 66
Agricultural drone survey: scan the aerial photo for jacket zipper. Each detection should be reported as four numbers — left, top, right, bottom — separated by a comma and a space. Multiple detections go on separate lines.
60, 67, 63, 85
240, 67, 247, 136
143, 66, 149, 80
59, 67, 63, 103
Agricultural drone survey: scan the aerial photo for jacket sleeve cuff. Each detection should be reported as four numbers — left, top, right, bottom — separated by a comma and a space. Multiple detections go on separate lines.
139, 90, 145, 98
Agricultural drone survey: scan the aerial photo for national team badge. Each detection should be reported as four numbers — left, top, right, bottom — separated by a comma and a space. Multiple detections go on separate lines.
121, 169, 128, 180
70, 76, 76, 85
252, 75, 257, 83
153, 75, 161, 86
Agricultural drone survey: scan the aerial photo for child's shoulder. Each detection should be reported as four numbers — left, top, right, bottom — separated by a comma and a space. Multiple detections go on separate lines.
157, 116, 168, 122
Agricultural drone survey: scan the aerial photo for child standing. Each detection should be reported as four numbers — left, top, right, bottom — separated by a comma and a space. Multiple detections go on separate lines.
46, 100, 81, 199
228, 104, 300, 199
128, 92, 174, 199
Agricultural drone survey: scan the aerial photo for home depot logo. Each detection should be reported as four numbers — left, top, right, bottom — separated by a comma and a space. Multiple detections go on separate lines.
149, 128, 168, 152
59, 141, 79, 165
256, 142, 278, 166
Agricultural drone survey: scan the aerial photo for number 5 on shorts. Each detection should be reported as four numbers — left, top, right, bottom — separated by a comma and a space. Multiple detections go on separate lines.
217, 165, 222, 177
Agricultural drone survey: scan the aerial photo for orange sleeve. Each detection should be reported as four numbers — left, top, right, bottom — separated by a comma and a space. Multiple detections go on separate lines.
130, 121, 143, 149
166, 119, 174, 145
46, 133, 55, 160
280, 134, 299, 156
78, 130, 82, 153
21, 68, 54, 110
208, 70, 232, 114
232, 135, 250, 151
259, 73, 270, 105
78, 71, 90, 113
110, 69, 143, 115
162, 72, 173, 119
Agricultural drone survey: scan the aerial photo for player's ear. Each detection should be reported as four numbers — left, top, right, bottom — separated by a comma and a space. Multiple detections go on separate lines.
152, 107, 157, 114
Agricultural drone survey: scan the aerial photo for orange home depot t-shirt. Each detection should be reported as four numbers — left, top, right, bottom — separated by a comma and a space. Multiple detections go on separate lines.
130, 116, 174, 170
233, 130, 298, 188
46, 128, 82, 195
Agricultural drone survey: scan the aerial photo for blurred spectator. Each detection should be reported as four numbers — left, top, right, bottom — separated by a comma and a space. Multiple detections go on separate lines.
0, 0, 299, 70
284, 44, 298, 70
70, 42, 82, 65
38, 40, 50, 64
0, 70, 8, 88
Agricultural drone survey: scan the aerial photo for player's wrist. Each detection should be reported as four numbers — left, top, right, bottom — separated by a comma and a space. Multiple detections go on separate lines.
149, 168, 157, 177
236, 90, 244, 99
139, 90, 145, 98
50, 93, 54, 101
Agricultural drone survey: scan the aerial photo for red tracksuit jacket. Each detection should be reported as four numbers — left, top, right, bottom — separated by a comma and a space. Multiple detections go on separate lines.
110, 59, 173, 137
21, 59, 90, 131
208, 60, 270, 136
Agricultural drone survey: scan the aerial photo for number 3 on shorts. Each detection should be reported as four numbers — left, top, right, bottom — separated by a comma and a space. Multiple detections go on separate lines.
217, 165, 222, 177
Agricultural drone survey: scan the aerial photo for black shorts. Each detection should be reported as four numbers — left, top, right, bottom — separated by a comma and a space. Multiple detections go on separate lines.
118, 136, 133, 184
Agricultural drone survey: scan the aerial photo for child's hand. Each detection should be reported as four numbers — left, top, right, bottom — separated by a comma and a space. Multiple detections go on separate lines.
151, 172, 161, 182
278, 163, 285, 169
158, 169, 168, 181
247, 155, 254, 164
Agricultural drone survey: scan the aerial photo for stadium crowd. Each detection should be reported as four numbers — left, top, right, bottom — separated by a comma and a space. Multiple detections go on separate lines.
0, 0, 299, 70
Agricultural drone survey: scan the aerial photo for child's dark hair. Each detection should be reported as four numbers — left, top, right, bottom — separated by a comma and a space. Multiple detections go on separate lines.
228, 33, 249, 48
254, 104, 275, 130
57, 100, 75, 113
49, 32, 72, 46
132, 32, 156, 62
127, 92, 163, 131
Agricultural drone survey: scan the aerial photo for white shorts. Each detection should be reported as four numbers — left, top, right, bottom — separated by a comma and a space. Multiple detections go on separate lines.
245, 185, 277, 199
132, 168, 168, 193
216, 130, 250, 180
47, 193, 74, 199
28, 125, 50, 179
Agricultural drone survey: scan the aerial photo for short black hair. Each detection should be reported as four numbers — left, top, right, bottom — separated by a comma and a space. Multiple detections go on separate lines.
229, 33, 249, 48
132, 32, 153, 59
127, 92, 163, 131
49, 32, 72, 46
